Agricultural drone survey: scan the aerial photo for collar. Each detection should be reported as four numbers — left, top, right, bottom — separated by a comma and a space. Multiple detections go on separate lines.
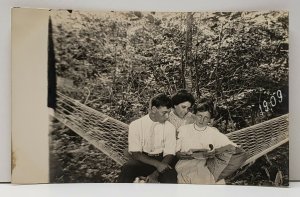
193, 123, 207, 132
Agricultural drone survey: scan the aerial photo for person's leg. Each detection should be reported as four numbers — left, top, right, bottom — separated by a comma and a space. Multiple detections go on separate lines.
158, 168, 177, 183
118, 159, 155, 183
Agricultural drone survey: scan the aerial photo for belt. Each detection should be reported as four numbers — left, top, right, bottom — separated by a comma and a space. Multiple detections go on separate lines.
143, 152, 163, 157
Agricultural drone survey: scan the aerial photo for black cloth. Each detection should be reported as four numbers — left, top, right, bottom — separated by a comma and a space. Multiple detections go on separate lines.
118, 154, 177, 183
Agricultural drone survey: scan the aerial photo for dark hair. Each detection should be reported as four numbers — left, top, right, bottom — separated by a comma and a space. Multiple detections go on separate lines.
194, 102, 213, 116
150, 93, 172, 109
171, 89, 195, 107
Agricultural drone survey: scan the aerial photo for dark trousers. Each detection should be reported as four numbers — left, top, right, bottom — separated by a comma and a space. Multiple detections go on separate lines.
118, 155, 177, 183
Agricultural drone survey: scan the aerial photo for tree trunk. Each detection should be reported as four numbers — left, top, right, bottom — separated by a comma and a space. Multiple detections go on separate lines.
183, 12, 194, 89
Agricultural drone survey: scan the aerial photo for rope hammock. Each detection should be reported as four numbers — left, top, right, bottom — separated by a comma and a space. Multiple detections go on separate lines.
53, 91, 289, 167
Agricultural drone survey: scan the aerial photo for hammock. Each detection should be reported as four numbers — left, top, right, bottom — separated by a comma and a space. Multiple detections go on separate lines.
53, 92, 289, 166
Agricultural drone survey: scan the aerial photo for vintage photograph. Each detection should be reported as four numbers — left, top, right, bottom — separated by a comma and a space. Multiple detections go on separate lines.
48, 10, 289, 186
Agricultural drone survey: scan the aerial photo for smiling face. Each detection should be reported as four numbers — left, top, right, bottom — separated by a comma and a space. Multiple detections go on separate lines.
174, 101, 192, 119
195, 111, 211, 127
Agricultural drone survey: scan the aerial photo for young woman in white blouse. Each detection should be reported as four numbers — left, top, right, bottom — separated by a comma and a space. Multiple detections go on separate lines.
175, 103, 237, 184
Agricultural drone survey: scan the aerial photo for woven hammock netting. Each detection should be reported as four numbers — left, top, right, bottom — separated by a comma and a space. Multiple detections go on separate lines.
54, 92, 289, 166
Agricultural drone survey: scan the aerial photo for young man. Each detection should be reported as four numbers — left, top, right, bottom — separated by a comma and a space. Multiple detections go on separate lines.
118, 93, 177, 183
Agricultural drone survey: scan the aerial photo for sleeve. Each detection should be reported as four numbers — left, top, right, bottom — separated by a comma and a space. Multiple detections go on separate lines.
213, 128, 237, 149
128, 120, 142, 153
163, 123, 176, 156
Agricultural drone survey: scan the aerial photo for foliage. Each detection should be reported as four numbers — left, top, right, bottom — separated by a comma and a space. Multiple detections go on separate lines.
50, 119, 120, 183
228, 143, 288, 186
52, 11, 288, 129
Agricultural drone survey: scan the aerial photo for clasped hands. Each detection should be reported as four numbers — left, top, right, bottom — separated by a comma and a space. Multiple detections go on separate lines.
144, 162, 172, 183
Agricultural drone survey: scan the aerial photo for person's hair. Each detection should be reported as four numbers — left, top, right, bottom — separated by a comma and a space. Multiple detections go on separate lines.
194, 102, 213, 116
171, 89, 195, 107
150, 93, 172, 109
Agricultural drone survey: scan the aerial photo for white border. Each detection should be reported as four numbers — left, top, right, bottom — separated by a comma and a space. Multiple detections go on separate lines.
1, 0, 299, 183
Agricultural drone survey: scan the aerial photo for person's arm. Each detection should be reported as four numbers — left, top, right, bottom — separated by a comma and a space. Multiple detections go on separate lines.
175, 126, 194, 159
176, 151, 193, 160
212, 127, 237, 148
128, 120, 170, 171
161, 123, 177, 164
131, 152, 172, 183
161, 154, 174, 164
178, 149, 214, 160
131, 152, 171, 173
146, 154, 174, 183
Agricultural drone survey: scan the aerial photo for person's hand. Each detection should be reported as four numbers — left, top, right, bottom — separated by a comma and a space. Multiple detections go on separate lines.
203, 149, 215, 159
192, 152, 206, 159
179, 153, 194, 160
156, 162, 172, 173
189, 149, 208, 159
146, 172, 159, 183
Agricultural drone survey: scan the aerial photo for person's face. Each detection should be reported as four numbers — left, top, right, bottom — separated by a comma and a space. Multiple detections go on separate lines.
195, 111, 211, 127
174, 101, 192, 118
152, 106, 171, 123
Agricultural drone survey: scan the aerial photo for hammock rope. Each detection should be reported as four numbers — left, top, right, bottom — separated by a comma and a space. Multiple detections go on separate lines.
53, 91, 289, 166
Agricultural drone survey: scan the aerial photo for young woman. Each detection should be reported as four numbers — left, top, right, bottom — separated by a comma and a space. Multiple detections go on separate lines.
175, 103, 237, 184
169, 90, 196, 131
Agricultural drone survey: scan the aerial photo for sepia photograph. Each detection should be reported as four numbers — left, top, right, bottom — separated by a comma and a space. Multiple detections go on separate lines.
47, 10, 288, 186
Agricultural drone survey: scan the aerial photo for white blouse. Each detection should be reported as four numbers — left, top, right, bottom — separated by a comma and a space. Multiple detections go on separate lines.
175, 124, 237, 184
176, 124, 236, 152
